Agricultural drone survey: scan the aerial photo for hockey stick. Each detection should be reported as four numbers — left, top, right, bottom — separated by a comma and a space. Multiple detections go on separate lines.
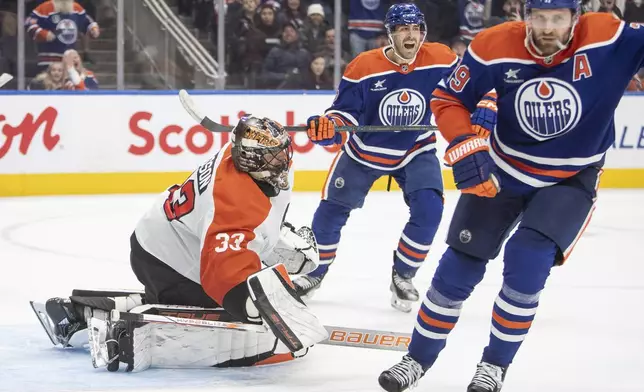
178, 89, 436, 133
0, 73, 13, 88
112, 309, 410, 352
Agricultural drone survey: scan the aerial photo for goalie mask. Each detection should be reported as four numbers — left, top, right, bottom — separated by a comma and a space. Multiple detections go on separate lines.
231, 116, 293, 191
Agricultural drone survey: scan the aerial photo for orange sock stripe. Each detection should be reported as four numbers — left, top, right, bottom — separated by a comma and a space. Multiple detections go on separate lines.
419, 309, 456, 330
492, 310, 533, 330
398, 241, 427, 260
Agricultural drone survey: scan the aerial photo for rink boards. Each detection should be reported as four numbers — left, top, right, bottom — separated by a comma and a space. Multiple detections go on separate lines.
1, 91, 643, 196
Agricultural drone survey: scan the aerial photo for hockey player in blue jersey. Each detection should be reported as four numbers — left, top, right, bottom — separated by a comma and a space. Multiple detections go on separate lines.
292, 3, 497, 313
379, 0, 644, 391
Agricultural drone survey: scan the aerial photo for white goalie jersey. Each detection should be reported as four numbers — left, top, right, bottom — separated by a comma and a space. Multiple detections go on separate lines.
133, 142, 294, 306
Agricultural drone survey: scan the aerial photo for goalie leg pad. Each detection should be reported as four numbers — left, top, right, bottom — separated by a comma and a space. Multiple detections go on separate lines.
247, 264, 328, 352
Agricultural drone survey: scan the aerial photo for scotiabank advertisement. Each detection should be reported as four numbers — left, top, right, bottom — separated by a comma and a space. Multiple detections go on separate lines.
0, 92, 643, 175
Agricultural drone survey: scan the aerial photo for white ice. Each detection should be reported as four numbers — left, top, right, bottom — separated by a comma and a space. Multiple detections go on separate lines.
0, 190, 643, 392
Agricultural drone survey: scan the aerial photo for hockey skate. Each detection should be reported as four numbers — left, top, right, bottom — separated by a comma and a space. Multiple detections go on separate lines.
378, 354, 426, 392
467, 361, 508, 392
293, 273, 326, 301
30, 298, 87, 348
390, 268, 420, 313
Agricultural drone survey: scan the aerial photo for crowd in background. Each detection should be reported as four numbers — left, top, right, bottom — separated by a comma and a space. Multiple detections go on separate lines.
0, 0, 642, 90
170, 0, 644, 90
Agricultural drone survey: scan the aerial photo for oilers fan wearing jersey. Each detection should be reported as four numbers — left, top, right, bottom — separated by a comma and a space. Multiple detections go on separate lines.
293, 3, 497, 313
379, 1, 644, 391
25, 0, 99, 69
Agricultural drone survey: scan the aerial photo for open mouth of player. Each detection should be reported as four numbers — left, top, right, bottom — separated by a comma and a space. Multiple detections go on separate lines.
403, 42, 416, 50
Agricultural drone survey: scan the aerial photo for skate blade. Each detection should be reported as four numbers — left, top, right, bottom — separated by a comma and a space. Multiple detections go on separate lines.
29, 301, 60, 346
390, 293, 413, 313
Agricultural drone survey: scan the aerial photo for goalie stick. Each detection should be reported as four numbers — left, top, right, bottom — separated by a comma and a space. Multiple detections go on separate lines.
178, 89, 437, 133
112, 308, 411, 352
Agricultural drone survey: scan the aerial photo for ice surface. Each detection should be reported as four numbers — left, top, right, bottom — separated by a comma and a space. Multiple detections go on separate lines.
1, 190, 642, 392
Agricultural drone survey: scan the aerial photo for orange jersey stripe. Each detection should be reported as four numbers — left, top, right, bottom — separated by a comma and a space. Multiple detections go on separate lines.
492, 143, 579, 179
470, 13, 622, 67
34, 1, 56, 15
321, 151, 342, 199
431, 89, 473, 143
492, 311, 533, 330
200, 146, 268, 305
419, 309, 456, 330
344, 43, 457, 81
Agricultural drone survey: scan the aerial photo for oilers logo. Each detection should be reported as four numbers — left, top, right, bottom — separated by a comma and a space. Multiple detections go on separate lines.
361, 0, 380, 11
56, 19, 78, 45
378, 89, 426, 126
515, 77, 582, 141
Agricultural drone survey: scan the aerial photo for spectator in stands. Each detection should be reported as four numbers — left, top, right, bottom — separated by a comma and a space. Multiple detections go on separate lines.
420, 0, 459, 45
177, 0, 194, 18
281, 0, 307, 30
317, 28, 351, 75
458, 0, 488, 42
301, 3, 330, 53
227, 0, 260, 78
261, 22, 310, 88
61, 48, 98, 89
347, 0, 387, 58
627, 72, 644, 91
27, 61, 66, 90
25, 0, 100, 72
0, 11, 17, 83
501, 0, 523, 21
256, 2, 283, 47
598, 0, 624, 18
450, 36, 468, 58
283, 54, 333, 89
625, 0, 644, 22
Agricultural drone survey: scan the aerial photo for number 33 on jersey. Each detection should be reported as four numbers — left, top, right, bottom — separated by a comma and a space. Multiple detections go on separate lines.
134, 143, 292, 307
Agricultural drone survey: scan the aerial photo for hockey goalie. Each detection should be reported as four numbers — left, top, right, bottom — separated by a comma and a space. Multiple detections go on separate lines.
30, 116, 328, 372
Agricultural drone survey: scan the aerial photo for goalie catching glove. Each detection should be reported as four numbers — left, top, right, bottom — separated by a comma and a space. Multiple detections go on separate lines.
444, 133, 500, 198
263, 222, 319, 275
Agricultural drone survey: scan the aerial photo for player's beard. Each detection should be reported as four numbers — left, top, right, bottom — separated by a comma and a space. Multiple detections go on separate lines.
534, 31, 570, 56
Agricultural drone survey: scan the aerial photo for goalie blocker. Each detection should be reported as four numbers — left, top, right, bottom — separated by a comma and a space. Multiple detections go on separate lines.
31, 264, 327, 372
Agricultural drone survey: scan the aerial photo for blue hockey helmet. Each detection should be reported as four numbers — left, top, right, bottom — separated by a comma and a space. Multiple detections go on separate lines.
384, 3, 427, 35
525, 0, 581, 17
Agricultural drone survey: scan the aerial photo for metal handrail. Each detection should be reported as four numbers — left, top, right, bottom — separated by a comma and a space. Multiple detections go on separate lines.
145, 0, 220, 82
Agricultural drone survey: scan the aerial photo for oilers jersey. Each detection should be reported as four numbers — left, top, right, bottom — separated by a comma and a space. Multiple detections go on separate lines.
25, 1, 98, 67
432, 13, 644, 193
347, 0, 387, 39
326, 43, 459, 171
458, 0, 486, 41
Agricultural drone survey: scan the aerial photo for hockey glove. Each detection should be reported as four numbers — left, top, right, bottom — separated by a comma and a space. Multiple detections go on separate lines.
471, 93, 497, 138
444, 134, 500, 198
263, 222, 319, 275
307, 115, 344, 146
